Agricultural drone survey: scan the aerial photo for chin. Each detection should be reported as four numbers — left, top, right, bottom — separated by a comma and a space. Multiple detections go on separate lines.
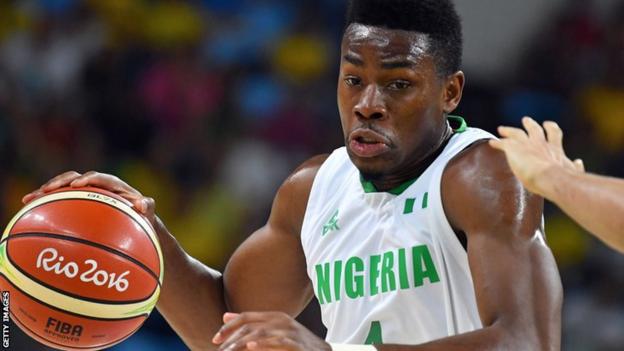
347, 152, 392, 180
359, 169, 385, 181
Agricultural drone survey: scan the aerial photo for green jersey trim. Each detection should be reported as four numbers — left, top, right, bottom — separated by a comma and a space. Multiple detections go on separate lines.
360, 176, 417, 196
358, 116, 467, 195
448, 115, 467, 133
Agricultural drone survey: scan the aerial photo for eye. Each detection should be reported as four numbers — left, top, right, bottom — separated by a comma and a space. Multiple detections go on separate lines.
344, 76, 362, 87
387, 80, 411, 90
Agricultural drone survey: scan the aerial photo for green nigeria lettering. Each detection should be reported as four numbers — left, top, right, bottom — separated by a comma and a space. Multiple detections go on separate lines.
315, 245, 440, 304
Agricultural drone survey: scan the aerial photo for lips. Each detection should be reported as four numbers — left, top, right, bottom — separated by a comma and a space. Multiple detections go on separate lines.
348, 129, 391, 158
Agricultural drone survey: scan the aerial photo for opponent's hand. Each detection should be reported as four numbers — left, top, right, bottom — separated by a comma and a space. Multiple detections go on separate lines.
22, 171, 156, 221
212, 312, 331, 351
489, 117, 584, 196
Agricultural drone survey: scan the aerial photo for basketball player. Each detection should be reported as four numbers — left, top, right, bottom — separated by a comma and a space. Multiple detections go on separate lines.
24, 1, 563, 350
491, 116, 624, 254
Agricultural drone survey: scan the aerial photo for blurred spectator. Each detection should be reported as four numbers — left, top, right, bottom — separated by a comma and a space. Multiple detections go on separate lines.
578, 3, 624, 156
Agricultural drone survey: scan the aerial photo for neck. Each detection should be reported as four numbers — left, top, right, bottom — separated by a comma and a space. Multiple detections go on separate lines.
369, 125, 453, 192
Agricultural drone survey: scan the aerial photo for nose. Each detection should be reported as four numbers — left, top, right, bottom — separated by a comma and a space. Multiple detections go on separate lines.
354, 84, 387, 120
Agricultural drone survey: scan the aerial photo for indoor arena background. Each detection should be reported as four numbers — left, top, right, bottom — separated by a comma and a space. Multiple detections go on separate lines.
0, 0, 623, 350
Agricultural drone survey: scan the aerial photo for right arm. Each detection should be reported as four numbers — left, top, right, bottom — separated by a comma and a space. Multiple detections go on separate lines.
152, 218, 227, 349
22, 155, 327, 350
490, 117, 624, 253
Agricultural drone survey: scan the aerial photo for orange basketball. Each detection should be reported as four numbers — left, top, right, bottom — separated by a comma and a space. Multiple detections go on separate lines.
0, 187, 163, 350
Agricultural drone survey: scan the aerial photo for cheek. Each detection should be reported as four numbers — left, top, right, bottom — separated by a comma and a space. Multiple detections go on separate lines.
391, 96, 442, 149
337, 89, 354, 136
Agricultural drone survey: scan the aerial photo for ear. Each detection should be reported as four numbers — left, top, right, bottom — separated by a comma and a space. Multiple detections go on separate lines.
442, 71, 465, 114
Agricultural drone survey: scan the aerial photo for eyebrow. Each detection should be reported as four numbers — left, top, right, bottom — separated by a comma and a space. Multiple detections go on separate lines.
343, 54, 364, 66
343, 53, 417, 70
380, 60, 417, 69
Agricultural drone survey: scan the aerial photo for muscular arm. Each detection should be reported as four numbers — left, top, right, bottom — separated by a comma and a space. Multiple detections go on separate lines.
158, 154, 327, 350
154, 220, 227, 350
24, 155, 326, 350
377, 142, 562, 351
223, 155, 328, 313
536, 168, 624, 253
490, 117, 624, 253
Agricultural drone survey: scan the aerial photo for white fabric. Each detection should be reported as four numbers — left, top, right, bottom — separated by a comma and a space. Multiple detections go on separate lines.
301, 127, 494, 345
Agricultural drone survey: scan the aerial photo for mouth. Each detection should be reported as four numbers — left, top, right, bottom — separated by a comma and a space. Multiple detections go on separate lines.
348, 129, 392, 158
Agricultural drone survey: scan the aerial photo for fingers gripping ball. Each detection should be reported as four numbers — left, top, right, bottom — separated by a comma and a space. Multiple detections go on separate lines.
0, 187, 164, 350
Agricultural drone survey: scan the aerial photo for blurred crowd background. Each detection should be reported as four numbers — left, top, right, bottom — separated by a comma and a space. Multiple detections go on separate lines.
0, 0, 623, 350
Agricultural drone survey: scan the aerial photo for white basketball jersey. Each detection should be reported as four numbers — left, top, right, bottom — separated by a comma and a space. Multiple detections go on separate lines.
301, 126, 495, 345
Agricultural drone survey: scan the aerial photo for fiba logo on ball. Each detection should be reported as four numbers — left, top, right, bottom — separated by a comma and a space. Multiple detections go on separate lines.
45, 317, 83, 340
0, 187, 164, 350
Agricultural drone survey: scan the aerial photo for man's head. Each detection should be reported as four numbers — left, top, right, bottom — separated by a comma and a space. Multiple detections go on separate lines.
346, 0, 462, 77
338, 0, 465, 181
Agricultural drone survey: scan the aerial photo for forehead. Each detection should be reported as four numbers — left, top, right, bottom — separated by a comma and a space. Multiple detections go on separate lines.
341, 23, 430, 60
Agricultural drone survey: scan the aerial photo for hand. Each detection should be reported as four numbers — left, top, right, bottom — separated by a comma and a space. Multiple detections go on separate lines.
22, 171, 156, 223
489, 117, 584, 196
212, 312, 331, 351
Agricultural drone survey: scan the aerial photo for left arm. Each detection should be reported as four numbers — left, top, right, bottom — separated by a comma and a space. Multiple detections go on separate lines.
212, 142, 562, 351
389, 141, 561, 350
368, 142, 562, 351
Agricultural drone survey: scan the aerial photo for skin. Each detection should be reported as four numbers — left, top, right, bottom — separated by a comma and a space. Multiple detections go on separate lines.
491, 117, 624, 254
339, 24, 455, 189
24, 24, 562, 351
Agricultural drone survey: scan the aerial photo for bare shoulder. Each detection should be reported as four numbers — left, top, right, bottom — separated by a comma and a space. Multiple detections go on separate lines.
271, 154, 330, 235
442, 140, 543, 236
283, 154, 329, 192
444, 139, 514, 189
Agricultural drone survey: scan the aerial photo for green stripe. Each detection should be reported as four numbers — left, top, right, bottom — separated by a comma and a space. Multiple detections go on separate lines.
360, 176, 417, 196
361, 178, 378, 193
403, 198, 415, 214
448, 115, 468, 133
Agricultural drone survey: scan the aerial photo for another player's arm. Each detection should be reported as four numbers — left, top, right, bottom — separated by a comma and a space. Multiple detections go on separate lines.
491, 117, 624, 253
535, 169, 624, 253
377, 142, 562, 351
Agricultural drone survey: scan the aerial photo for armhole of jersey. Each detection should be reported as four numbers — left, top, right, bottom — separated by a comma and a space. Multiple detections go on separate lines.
448, 138, 491, 251
300, 148, 349, 258
428, 136, 493, 259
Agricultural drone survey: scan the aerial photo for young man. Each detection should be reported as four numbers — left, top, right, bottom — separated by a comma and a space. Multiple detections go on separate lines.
25, 1, 562, 350
491, 117, 624, 254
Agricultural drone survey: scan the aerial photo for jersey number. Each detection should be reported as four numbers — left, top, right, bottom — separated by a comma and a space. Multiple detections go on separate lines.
365, 321, 383, 344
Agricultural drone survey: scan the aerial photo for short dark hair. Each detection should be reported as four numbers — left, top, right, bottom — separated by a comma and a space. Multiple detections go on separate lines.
346, 0, 463, 76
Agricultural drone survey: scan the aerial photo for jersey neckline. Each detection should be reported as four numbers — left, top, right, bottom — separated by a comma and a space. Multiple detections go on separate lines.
359, 116, 468, 196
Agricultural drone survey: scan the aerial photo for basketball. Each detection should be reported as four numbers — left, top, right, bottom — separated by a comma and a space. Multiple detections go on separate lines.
0, 187, 164, 350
